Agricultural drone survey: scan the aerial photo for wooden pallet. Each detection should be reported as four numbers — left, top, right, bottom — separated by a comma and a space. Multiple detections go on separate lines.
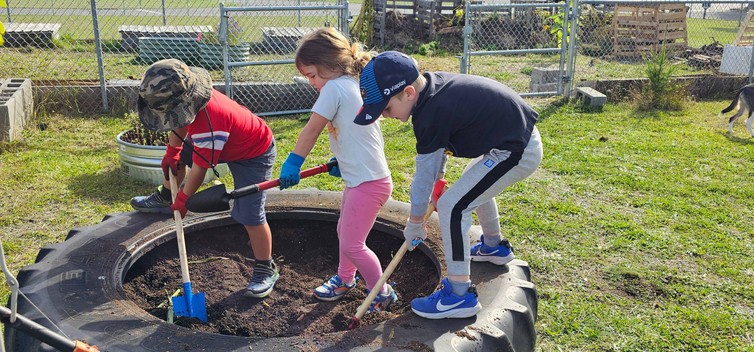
733, 10, 754, 46
612, 3, 688, 58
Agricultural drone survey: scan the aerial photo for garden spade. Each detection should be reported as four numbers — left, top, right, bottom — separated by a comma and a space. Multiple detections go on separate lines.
168, 173, 208, 322
186, 159, 338, 213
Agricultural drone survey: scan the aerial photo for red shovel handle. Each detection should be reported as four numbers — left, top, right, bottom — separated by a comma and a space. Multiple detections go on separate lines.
229, 159, 337, 199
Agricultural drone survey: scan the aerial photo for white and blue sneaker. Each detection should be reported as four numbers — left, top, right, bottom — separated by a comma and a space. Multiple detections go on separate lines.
411, 278, 482, 319
367, 284, 398, 313
313, 275, 358, 301
470, 235, 515, 265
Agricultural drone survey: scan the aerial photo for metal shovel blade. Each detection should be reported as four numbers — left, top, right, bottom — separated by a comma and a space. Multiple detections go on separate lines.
172, 282, 208, 322
186, 183, 231, 213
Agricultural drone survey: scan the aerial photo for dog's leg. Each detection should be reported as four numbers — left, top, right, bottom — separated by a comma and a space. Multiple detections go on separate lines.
747, 110, 754, 137
729, 109, 744, 134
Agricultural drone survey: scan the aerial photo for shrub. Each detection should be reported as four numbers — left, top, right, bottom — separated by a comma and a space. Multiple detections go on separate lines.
635, 46, 686, 111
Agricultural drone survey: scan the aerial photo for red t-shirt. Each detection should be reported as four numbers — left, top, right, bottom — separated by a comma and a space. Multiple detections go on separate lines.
186, 89, 273, 168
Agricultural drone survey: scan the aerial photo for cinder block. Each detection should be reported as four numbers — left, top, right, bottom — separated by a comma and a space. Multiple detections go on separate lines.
0, 93, 20, 142
530, 67, 560, 84
575, 86, 607, 107
0, 78, 33, 142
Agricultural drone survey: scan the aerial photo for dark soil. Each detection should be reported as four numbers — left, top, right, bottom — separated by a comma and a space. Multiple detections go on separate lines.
123, 218, 440, 338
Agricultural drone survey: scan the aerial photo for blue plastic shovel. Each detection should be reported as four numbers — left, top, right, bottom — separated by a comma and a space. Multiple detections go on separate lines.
168, 173, 207, 322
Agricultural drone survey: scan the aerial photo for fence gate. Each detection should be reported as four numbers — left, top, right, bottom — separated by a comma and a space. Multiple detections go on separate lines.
218, 1, 350, 116
461, 0, 572, 97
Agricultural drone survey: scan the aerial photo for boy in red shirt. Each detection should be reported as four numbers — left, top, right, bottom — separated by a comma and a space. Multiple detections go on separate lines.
131, 59, 279, 298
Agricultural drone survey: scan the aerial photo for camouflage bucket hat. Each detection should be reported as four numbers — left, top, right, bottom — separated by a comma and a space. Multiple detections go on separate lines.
137, 59, 212, 131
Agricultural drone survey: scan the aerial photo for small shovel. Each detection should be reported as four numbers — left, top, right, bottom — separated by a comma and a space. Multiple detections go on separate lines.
168, 173, 208, 322
186, 159, 338, 213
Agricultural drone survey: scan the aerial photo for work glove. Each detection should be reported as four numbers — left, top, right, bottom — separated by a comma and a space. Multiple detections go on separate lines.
403, 218, 428, 251
279, 152, 305, 190
171, 189, 189, 218
161, 144, 183, 181
328, 157, 341, 178
432, 178, 448, 206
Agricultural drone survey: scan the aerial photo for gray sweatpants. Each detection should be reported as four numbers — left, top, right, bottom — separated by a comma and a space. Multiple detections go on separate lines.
436, 127, 543, 276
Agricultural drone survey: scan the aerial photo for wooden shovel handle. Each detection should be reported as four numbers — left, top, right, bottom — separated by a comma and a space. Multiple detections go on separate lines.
168, 174, 191, 284
352, 203, 436, 321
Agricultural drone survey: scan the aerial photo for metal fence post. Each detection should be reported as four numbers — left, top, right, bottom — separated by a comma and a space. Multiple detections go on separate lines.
91, 0, 109, 111
221, 4, 232, 99
341, 0, 349, 35
565, 0, 579, 98
5, 0, 11, 23
162, 0, 167, 25
460, 0, 470, 74
748, 45, 754, 84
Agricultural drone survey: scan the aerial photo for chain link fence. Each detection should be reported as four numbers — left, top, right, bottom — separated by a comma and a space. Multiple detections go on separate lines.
2, 0, 754, 116
458, 0, 754, 98
461, 0, 569, 96
573, 0, 754, 92
1, 0, 349, 115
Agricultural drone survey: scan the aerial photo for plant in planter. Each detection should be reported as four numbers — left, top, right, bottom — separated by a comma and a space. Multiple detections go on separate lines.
197, 17, 250, 69
116, 113, 228, 185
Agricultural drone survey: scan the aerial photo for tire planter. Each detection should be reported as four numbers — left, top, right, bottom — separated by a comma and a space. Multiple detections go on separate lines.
116, 130, 229, 186
4, 190, 537, 351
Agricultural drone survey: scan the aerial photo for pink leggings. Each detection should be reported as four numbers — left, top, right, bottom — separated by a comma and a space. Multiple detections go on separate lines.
337, 176, 393, 292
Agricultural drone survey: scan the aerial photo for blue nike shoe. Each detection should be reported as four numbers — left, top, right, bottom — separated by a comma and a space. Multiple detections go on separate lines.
410, 277, 482, 319
470, 235, 515, 265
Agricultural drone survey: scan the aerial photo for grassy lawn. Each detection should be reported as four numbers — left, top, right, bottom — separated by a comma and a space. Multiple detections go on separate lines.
1, 99, 753, 350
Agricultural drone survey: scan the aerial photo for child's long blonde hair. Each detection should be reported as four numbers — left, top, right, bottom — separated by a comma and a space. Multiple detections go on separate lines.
295, 27, 372, 77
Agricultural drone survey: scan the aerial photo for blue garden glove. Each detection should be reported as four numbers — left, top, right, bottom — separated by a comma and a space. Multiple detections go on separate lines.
328, 157, 341, 178
279, 152, 305, 190
403, 219, 427, 251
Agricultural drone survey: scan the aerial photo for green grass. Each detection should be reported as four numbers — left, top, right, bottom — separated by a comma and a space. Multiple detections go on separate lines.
686, 17, 740, 47
2, 99, 754, 350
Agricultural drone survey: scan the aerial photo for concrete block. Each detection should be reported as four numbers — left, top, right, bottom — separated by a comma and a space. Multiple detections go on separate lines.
530, 67, 560, 84
575, 86, 607, 107
0, 78, 33, 142
0, 92, 20, 142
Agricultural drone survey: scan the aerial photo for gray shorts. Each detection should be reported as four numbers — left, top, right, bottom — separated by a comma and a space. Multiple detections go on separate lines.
227, 139, 276, 226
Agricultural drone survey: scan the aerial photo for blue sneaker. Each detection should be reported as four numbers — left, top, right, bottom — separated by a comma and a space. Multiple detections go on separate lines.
244, 261, 280, 298
411, 278, 482, 319
367, 284, 398, 313
313, 275, 358, 301
130, 185, 172, 214
470, 235, 515, 265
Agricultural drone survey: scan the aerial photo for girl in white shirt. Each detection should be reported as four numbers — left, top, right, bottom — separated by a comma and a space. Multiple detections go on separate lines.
277, 28, 395, 312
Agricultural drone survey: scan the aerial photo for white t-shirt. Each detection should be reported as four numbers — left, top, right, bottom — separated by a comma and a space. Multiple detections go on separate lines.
312, 75, 390, 188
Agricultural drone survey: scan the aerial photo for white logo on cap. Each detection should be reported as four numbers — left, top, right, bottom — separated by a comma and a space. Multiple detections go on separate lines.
384, 80, 407, 96
365, 114, 373, 120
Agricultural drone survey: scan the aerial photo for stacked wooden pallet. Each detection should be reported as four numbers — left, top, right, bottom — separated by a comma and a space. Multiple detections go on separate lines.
733, 10, 754, 46
612, 3, 688, 59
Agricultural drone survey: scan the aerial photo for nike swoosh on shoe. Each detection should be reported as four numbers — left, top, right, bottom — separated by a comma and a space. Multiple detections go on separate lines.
436, 300, 466, 312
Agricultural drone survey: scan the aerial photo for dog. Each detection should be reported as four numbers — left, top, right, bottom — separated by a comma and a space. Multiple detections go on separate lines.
720, 83, 754, 137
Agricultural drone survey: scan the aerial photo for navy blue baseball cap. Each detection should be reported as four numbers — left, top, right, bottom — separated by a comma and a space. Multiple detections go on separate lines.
354, 51, 420, 125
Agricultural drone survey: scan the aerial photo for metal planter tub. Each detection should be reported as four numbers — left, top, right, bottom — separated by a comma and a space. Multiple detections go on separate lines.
116, 130, 229, 186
